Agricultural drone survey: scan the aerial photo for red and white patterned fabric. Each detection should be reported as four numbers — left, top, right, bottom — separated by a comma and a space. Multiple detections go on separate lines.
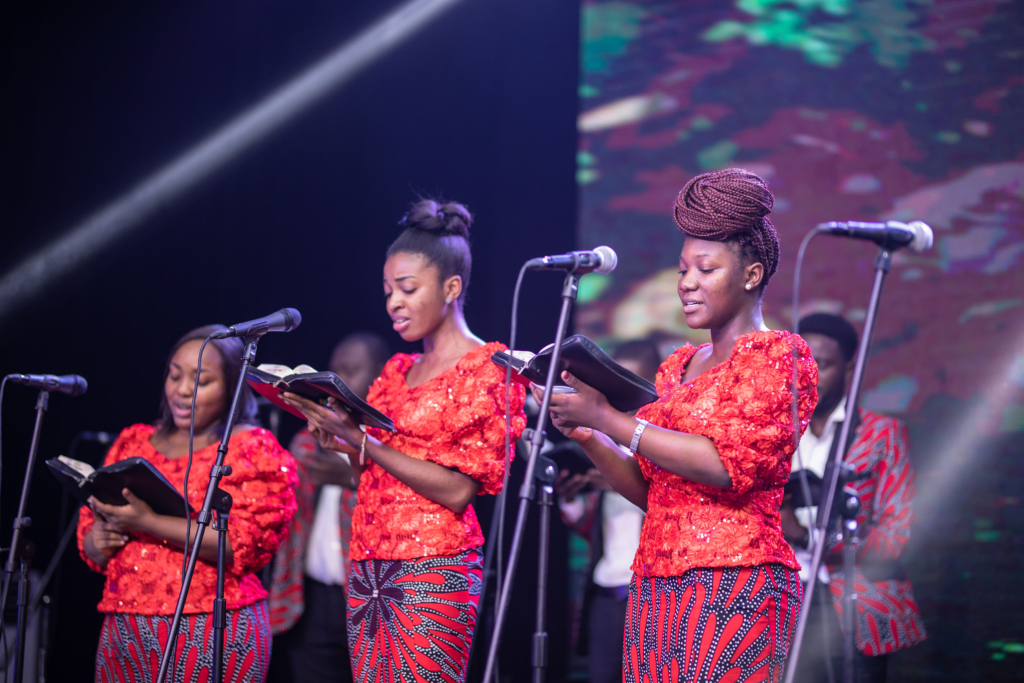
346, 549, 483, 683
825, 411, 927, 655
624, 564, 802, 683
95, 601, 272, 683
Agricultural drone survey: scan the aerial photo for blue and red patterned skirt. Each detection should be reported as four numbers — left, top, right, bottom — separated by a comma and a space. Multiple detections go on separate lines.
95, 600, 271, 683
624, 564, 802, 683
346, 548, 483, 683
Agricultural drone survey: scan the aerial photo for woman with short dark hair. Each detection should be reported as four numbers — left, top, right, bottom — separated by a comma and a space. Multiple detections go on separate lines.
78, 325, 298, 683
542, 169, 818, 682
284, 199, 526, 683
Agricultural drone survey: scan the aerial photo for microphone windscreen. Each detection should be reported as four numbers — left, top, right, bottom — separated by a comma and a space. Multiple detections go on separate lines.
907, 222, 934, 253
283, 307, 302, 331
594, 245, 618, 274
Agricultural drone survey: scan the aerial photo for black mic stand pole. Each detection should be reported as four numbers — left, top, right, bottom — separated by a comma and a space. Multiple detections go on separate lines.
155, 336, 257, 683
784, 247, 893, 683
0, 389, 49, 682
483, 269, 581, 683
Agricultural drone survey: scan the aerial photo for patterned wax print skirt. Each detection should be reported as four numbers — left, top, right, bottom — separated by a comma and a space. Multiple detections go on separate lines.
347, 548, 483, 683
95, 600, 271, 683
624, 564, 802, 683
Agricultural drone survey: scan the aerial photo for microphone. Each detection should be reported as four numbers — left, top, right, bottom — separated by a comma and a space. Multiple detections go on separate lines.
78, 430, 116, 444
210, 308, 302, 339
7, 374, 88, 396
816, 220, 934, 253
526, 246, 618, 275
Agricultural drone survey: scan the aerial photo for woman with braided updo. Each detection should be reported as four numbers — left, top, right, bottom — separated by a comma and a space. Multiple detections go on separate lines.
282, 198, 525, 683
540, 169, 818, 682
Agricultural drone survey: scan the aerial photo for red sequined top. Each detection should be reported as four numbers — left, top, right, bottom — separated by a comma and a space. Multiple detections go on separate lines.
76, 424, 298, 615
354, 342, 526, 561
633, 330, 817, 577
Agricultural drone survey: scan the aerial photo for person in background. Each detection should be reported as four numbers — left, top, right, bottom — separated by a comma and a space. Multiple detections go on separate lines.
282, 198, 526, 683
270, 332, 390, 683
782, 313, 925, 683
78, 325, 298, 683
556, 339, 660, 683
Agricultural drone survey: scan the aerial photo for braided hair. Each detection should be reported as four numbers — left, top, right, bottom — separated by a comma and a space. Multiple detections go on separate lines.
672, 168, 780, 286
387, 198, 473, 300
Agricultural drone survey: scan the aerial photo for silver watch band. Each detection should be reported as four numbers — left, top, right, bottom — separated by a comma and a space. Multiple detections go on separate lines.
630, 419, 649, 454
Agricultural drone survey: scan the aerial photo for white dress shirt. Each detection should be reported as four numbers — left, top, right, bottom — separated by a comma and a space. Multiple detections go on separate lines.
304, 451, 352, 586
560, 490, 644, 588
791, 399, 846, 583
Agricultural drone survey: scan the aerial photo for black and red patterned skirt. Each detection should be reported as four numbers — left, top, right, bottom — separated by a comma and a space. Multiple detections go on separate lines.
624, 564, 802, 683
95, 600, 271, 683
346, 548, 483, 683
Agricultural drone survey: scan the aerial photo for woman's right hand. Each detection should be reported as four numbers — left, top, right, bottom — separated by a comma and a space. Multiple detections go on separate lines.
90, 519, 128, 559
529, 384, 595, 442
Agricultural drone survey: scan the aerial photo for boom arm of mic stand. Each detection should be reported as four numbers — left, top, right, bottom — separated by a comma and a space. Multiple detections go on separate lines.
155, 336, 259, 683
784, 249, 892, 683
482, 272, 580, 683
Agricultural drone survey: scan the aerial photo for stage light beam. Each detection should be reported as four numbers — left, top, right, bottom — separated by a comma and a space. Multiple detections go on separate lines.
0, 0, 466, 322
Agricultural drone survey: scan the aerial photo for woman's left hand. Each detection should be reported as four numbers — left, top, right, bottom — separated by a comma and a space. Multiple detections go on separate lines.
281, 393, 363, 449
91, 489, 156, 534
544, 371, 611, 432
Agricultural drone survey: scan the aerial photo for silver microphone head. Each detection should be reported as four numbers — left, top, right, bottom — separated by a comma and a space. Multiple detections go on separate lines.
593, 245, 618, 275
906, 221, 933, 253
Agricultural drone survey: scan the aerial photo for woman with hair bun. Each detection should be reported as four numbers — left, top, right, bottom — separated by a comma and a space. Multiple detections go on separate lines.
541, 169, 818, 682
283, 198, 526, 683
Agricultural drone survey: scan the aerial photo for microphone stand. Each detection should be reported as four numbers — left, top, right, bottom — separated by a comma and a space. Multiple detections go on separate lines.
784, 247, 893, 683
483, 269, 580, 683
155, 336, 257, 683
0, 389, 48, 683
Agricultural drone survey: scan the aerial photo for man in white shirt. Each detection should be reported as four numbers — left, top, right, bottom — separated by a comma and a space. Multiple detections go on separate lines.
271, 332, 390, 683
556, 340, 659, 683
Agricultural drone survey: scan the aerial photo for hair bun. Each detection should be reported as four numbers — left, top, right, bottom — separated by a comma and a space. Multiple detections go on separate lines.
399, 199, 472, 239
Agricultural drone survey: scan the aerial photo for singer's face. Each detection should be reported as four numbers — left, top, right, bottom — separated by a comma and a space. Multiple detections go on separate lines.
383, 252, 453, 343
677, 238, 750, 329
164, 339, 229, 433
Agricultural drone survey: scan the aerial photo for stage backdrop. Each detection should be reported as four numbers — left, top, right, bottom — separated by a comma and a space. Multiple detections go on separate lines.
576, 1, 1024, 680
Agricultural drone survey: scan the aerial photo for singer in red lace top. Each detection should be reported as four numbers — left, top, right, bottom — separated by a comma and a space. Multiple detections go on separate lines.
354, 341, 525, 560
632, 330, 816, 577
76, 423, 298, 615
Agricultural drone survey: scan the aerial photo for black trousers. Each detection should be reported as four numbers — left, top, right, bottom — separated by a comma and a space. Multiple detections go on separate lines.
790, 587, 887, 683
271, 576, 353, 683
588, 588, 630, 683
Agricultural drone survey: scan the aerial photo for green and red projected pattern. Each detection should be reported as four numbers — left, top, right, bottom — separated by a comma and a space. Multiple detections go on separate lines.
576, 0, 1024, 436
575, 3, 1024, 678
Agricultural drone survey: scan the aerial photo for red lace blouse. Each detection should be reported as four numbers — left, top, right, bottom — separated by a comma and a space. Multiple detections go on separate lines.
76, 424, 298, 615
633, 330, 817, 577
354, 342, 526, 561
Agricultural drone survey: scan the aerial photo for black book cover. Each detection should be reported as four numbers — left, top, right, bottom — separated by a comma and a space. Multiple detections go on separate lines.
46, 456, 193, 518
247, 366, 395, 433
491, 334, 658, 413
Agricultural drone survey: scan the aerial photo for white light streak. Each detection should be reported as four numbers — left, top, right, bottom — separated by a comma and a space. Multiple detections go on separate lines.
0, 0, 465, 321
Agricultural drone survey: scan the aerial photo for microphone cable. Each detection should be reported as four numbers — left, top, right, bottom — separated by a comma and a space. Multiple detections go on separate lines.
790, 227, 819, 553
179, 334, 215, 621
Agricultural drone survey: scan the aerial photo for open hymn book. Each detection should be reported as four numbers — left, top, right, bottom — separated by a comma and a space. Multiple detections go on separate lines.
46, 455, 193, 518
246, 364, 395, 433
491, 334, 658, 413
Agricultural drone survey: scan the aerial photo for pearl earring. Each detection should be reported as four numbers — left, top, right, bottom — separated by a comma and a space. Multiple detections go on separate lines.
745, 284, 752, 290
445, 297, 452, 304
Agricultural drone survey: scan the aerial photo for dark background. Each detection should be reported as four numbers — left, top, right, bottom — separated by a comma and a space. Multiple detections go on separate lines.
0, 1, 581, 680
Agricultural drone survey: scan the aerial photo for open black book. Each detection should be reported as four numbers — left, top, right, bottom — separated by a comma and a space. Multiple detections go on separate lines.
491, 334, 658, 413
247, 364, 395, 433
46, 456, 193, 518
